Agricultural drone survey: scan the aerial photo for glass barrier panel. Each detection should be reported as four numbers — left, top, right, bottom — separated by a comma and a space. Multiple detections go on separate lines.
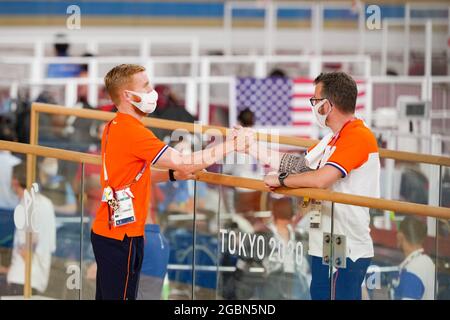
0, 151, 25, 299
436, 165, 450, 300
79, 161, 101, 300
192, 174, 222, 300
0, 154, 84, 300
37, 106, 104, 154
153, 165, 196, 299
330, 161, 441, 300
215, 184, 314, 300
39, 155, 83, 300
211, 141, 319, 300
369, 208, 437, 300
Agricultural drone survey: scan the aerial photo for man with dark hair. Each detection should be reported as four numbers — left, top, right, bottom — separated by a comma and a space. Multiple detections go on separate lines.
312, 72, 357, 114
240, 71, 380, 300
393, 217, 435, 300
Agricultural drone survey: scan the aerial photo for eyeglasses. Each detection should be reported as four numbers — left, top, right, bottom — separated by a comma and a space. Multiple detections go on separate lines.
309, 97, 327, 107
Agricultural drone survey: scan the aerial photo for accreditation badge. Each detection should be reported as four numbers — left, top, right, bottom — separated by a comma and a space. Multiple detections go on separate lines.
302, 198, 322, 229
113, 187, 136, 227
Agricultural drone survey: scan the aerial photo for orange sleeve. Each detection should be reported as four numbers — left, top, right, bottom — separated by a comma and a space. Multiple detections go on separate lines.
325, 133, 369, 178
131, 127, 168, 165
306, 143, 318, 154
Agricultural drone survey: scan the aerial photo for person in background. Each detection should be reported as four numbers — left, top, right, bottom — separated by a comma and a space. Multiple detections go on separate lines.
73, 122, 105, 219
237, 107, 255, 127
261, 195, 311, 300
150, 84, 195, 141
156, 136, 194, 215
268, 68, 287, 78
38, 157, 77, 216
393, 216, 435, 300
137, 215, 170, 300
47, 33, 82, 78
223, 108, 264, 213
0, 151, 21, 210
0, 162, 56, 296
64, 52, 102, 152
33, 91, 67, 144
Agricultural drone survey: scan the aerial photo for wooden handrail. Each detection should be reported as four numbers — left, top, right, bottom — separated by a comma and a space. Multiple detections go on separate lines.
31, 103, 450, 167
1, 140, 101, 165
1, 139, 449, 220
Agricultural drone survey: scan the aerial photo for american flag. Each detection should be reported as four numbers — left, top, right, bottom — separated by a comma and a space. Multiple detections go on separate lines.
236, 77, 367, 138
236, 77, 293, 126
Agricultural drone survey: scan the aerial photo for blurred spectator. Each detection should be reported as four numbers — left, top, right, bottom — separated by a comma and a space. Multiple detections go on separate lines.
138, 224, 170, 300
268, 68, 287, 78
76, 52, 94, 105
393, 217, 435, 300
73, 122, 105, 218
386, 68, 398, 76
261, 195, 311, 299
65, 97, 102, 151
14, 89, 64, 146
38, 157, 77, 216
0, 152, 21, 210
14, 89, 32, 144
409, 52, 447, 76
0, 90, 14, 115
0, 162, 56, 296
155, 135, 207, 215
399, 166, 428, 205
225, 107, 261, 180
223, 108, 264, 212
237, 107, 255, 127
47, 33, 83, 78
79, 53, 93, 77
33, 90, 67, 144
0, 114, 17, 142
150, 84, 195, 140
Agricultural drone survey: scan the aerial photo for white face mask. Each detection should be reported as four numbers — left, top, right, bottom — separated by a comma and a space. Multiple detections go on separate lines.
42, 159, 58, 176
312, 99, 332, 128
126, 89, 158, 114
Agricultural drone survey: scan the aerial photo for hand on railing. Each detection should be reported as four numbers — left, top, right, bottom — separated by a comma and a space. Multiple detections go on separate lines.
264, 171, 280, 191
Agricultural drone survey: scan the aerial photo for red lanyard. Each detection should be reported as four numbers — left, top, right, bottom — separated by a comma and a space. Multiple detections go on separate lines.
316, 118, 356, 169
329, 118, 356, 146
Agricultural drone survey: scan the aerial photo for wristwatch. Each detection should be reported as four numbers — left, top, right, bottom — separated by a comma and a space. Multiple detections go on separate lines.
169, 169, 177, 182
278, 172, 289, 187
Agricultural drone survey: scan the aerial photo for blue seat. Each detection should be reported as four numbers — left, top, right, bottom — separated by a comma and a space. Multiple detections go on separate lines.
0, 208, 15, 249
164, 227, 218, 290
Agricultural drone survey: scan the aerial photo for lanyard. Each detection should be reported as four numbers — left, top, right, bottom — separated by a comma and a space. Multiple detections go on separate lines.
399, 248, 424, 271
103, 120, 147, 188
316, 118, 356, 169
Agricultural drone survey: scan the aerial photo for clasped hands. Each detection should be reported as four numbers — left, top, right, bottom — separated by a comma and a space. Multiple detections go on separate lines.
228, 126, 281, 190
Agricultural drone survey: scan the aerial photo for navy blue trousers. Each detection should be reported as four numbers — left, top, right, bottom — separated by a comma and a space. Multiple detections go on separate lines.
310, 256, 371, 300
91, 231, 144, 300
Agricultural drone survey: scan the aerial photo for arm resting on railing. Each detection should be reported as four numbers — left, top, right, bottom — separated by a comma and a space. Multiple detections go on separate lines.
264, 165, 341, 190
247, 140, 312, 174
